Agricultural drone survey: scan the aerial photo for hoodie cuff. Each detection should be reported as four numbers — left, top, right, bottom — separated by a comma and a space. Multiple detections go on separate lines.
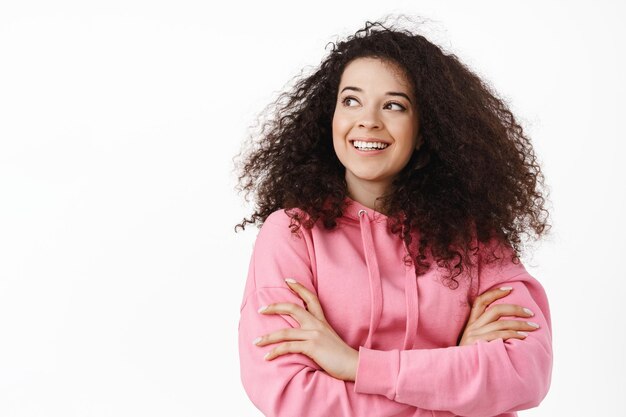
354, 346, 400, 400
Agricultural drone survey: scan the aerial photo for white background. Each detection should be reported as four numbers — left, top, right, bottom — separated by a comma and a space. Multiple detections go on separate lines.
1, 1, 624, 416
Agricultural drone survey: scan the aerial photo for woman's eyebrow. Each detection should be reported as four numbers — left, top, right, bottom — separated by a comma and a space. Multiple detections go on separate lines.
340, 86, 412, 104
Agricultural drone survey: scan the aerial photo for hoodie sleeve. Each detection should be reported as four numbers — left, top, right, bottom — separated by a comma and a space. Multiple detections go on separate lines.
238, 210, 431, 417
354, 238, 553, 417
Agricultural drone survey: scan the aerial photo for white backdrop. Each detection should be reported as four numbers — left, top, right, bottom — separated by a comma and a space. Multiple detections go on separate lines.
1, 1, 624, 416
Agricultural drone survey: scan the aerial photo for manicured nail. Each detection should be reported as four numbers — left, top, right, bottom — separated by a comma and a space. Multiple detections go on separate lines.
252, 337, 262, 345
526, 321, 539, 328
263, 352, 271, 360
285, 278, 297, 284
500, 286, 513, 291
523, 308, 534, 316
517, 331, 528, 337
258, 305, 268, 313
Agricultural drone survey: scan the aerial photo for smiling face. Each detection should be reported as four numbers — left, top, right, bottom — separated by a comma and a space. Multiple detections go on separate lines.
332, 57, 421, 204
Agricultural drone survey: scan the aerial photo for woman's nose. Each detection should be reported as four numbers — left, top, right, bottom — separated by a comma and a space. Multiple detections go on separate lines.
358, 109, 382, 129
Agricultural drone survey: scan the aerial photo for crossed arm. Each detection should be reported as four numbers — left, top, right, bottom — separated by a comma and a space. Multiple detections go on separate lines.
240, 279, 551, 417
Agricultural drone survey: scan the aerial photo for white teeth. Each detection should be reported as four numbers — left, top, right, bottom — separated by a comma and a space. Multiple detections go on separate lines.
352, 140, 389, 150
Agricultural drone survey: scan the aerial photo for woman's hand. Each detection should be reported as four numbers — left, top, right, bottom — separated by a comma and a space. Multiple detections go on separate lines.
253, 278, 359, 381
458, 287, 541, 346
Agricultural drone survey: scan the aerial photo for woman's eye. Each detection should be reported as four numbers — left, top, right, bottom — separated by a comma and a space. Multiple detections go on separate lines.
342, 97, 358, 107
385, 102, 406, 111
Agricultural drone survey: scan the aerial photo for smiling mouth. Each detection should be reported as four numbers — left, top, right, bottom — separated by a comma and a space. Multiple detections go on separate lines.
351, 140, 390, 151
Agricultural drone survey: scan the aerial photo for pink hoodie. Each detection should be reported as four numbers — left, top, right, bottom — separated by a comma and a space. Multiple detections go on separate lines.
238, 197, 552, 417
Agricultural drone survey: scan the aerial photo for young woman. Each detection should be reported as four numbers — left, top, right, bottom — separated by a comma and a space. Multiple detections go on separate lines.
234, 18, 552, 417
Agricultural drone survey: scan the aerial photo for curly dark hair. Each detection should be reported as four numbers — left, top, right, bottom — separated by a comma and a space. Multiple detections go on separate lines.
233, 15, 550, 290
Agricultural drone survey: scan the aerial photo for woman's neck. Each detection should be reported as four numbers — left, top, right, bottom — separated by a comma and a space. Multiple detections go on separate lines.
347, 185, 388, 214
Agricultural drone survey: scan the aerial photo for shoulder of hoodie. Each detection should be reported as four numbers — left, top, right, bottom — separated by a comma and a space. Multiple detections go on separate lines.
259, 207, 315, 240
475, 235, 540, 290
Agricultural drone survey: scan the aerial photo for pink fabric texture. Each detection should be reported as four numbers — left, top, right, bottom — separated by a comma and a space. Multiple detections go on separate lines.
238, 197, 552, 417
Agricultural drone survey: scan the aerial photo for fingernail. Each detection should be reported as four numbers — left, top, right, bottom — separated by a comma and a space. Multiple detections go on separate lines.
258, 305, 268, 313
523, 308, 534, 316
517, 331, 528, 337
526, 321, 540, 328
263, 352, 271, 360
285, 278, 297, 284
500, 286, 513, 291
252, 337, 262, 345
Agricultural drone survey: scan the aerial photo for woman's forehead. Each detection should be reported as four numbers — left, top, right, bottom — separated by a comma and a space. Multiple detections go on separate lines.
338, 58, 414, 98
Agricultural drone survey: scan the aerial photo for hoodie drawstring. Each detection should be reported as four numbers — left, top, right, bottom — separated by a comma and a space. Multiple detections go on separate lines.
358, 209, 383, 349
402, 239, 419, 350
358, 209, 419, 350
